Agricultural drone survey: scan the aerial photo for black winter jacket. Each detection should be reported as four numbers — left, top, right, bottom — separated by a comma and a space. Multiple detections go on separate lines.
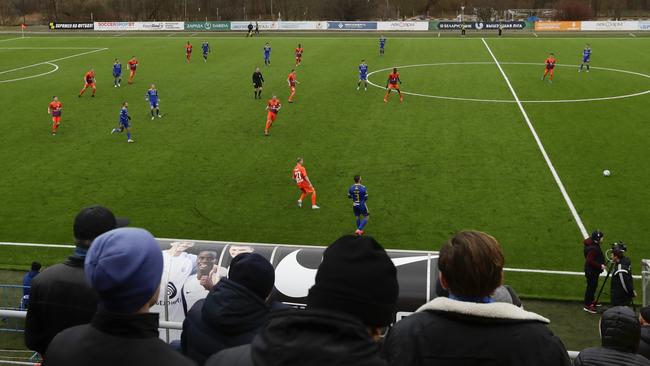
638, 326, 650, 360
44, 311, 196, 366
205, 309, 387, 366
611, 256, 635, 306
24, 255, 98, 355
181, 278, 273, 365
382, 297, 571, 366
574, 306, 650, 366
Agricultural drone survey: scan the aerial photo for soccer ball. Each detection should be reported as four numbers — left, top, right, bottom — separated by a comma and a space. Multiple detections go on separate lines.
603, 170, 611, 177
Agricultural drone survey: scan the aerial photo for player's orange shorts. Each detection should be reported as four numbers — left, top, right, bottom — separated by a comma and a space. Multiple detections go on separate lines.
52, 116, 61, 123
84, 82, 95, 88
298, 183, 314, 193
267, 111, 277, 121
289, 86, 296, 92
388, 83, 400, 90
130, 70, 136, 76
296, 56, 302, 62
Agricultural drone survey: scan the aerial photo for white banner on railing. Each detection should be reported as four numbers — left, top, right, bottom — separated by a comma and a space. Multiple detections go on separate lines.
94, 21, 184, 31
639, 21, 650, 31
278, 21, 327, 30
231, 21, 279, 31
581, 20, 639, 31
377, 21, 429, 31
94, 22, 137, 31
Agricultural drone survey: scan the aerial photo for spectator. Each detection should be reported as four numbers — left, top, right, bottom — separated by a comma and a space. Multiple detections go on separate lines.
574, 306, 650, 366
20, 261, 41, 309
44, 228, 196, 366
24, 205, 128, 356
383, 230, 571, 366
584, 230, 606, 313
610, 242, 635, 307
206, 235, 399, 366
638, 306, 650, 359
181, 252, 276, 365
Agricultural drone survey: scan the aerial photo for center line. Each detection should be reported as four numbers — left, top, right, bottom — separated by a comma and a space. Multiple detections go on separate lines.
481, 37, 588, 239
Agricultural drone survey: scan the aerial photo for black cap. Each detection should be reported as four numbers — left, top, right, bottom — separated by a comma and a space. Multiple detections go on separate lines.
229, 253, 275, 300
591, 230, 604, 243
73, 205, 129, 242
307, 235, 399, 327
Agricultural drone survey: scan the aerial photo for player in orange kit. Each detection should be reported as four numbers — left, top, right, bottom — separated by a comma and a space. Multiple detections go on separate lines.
295, 44, 303, 67
542, 53, 557, 83
127, 56, 138, 84
292, 157, 319, 209
185, 41, 193, 63
287, 70, 299, 103
264, 95, 281, 136
48, 96, 63, 135
384, 67, 403, 103
78, 68, 96, 97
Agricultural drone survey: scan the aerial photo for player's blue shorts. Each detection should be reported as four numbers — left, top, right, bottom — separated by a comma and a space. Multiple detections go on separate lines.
120, 121, 130, 129
149, 100, 159, 108
359, 74, 368, 81
583, 56, 590, 63
353, 203, 369, 217
264, 54, 270, 59
113, 72, 121, 77
203, 51, 209, 56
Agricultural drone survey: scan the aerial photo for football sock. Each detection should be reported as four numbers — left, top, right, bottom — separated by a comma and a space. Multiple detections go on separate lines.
586, 65, 590, 70
126, 131, 132, 140
299, 193, 307, 202
311, 193, 317, 205
151, 110, 155, 117
359, 218, 368, 230
356, 218, 361, 228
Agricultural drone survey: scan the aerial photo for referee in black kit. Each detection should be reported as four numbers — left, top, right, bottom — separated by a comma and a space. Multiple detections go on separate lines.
252, 67, 264, 99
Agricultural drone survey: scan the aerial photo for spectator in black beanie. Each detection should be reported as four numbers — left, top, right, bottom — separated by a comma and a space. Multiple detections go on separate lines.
182, 253, 279, 365
206, 235, 399, 366
637, 306, 650, 359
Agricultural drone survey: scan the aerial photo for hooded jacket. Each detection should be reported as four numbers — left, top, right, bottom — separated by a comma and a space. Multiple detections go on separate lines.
610, 256, 635, 306
584, 238, 605, 275
181, 278, 273, 365
204, 309, 387, 366
382, 296, 571, 366
574, 306, 650, 366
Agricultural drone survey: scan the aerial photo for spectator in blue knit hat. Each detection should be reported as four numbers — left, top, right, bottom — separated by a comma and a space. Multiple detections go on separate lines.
44, 228, 196, 366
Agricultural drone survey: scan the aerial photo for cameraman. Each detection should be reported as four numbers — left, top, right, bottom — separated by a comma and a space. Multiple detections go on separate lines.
583, 230, 605, 314
611, 242, 635, 307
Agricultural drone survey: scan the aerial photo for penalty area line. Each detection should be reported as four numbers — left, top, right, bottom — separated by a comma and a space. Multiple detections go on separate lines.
0, 47, 108, 76
481, 38, 589, 239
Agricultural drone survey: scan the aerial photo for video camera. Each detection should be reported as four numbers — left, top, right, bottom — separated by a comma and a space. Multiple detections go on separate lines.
605, 241, 627, 262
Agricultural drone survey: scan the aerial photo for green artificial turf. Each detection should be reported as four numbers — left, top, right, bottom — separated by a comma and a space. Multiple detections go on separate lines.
0, 33, 649, 301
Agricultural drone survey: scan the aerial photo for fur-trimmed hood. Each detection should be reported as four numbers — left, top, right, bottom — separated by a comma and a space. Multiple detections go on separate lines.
416, 296, 549, 323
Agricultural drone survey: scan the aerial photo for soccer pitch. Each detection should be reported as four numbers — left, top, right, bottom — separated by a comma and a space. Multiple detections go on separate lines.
1, 32, 649, 300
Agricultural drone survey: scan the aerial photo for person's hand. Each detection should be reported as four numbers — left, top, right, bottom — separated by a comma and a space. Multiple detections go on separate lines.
199, 275, 214, 290
601, 264, 606, 271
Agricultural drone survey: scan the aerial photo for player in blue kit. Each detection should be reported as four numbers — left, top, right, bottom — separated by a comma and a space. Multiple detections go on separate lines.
145, 84, 161, 120
348, 175, 369, 236
112, 58, 122, 87
263, 42, 271, 65
111, 102, 134, 143
357, 60, 369, 91
579, 44, 591, 72
379, 35, 386, 56
202, 42, 210, 62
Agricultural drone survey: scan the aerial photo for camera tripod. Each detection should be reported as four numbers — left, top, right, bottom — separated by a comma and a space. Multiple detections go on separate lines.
593, 260, 615, 307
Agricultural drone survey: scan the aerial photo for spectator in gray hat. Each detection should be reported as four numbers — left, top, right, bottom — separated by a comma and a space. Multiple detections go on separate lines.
45, 227, 195, 366
25, 205, 128, 356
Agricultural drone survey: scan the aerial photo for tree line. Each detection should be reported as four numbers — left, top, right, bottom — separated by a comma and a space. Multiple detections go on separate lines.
1, 0, 649, 25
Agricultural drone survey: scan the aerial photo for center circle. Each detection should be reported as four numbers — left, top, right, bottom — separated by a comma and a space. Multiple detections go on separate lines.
366, 62, 650, 103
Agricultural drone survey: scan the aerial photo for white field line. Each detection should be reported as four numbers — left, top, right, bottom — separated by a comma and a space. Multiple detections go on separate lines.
0, 37, 24, 43
481, 38, 589, 239
190, 32, 199, 37
0, 48, 108, 76
0, 62, 58, 83
533, 32, 538, 37
166, 32, 176, 37
0, 47, 102, 50
0, 34, 647, 40
629, 32, 637, 37
0, 241, 641, 279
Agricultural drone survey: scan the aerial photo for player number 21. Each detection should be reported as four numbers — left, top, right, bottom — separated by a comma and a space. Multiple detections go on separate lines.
294, 171, 303, 182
